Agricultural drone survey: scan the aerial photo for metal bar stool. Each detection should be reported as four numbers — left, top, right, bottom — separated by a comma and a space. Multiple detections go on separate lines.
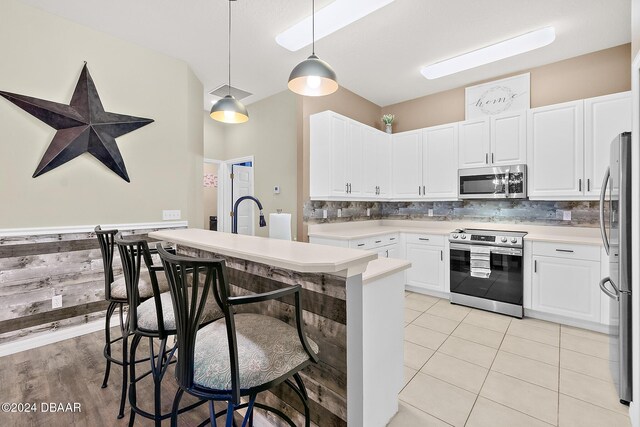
156, 244, 319, 427
115, 234, 223, 426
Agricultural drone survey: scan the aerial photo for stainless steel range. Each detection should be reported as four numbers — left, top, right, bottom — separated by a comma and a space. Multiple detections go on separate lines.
449, 228, 527, 318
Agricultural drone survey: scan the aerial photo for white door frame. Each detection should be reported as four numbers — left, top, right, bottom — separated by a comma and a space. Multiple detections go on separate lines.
218, 155, 255, 233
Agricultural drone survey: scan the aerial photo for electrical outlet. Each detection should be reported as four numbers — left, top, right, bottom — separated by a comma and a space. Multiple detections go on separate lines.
428, 208, 434, 217
322, 209, 328, 219
162, 210, 181, 220
366, 208, 371, 217
563, 210, 572, 221
337, 209, 342, 218
52, 295, 62, 309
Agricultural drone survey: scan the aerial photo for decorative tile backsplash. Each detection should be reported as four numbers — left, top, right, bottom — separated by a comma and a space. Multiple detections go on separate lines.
303, 200, 601, 227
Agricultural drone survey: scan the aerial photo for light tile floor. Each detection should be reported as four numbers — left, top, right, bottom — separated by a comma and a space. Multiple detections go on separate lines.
389, 292, 632, 427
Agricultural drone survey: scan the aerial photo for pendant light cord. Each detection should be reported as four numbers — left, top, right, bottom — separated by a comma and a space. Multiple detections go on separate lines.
312, 0, 315, 55
228, 0, 232, 95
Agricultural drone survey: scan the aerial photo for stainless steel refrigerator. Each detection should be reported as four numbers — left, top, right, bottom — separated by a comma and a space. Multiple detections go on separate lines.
599, 132, 632, 405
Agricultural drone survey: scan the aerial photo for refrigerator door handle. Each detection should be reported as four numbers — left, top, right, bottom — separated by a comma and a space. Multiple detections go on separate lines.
599, 276, 619, 301
599, 167, 611, 255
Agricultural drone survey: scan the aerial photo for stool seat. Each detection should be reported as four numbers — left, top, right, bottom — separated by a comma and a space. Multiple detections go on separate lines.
111, 270, 169, 300
193, 313, 319, 390
136, 291, 223, 332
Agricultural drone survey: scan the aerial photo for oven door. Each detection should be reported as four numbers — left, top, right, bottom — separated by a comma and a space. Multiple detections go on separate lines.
449, 243, 523, 306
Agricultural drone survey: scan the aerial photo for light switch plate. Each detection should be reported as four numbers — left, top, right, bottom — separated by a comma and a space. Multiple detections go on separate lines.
163, 210, 181, 220
322, 210, 328, 219
52, 295, 62, 309
428, 208, 434, 217
563, 210, 571, 221
366, 208, 371, 217
337, 209, 342, 218
273, 185, 280, 194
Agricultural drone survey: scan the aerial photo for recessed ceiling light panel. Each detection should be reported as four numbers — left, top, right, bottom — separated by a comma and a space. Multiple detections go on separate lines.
421, 26, 556, 80
276, 0, 395, 52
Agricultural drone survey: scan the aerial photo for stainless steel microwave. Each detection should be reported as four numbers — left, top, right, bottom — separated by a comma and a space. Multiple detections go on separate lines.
458, 164, 527, 199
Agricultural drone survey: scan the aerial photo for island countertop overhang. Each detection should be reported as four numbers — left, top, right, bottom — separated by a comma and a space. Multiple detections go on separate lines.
148, 228, 378, 276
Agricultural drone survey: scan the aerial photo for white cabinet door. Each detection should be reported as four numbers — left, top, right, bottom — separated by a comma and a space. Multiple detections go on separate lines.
347, 121, 364, 197
377, 132, 392, 197
491, 111, 526, 166
362, 127, 379, 198
392, 130, 422, 198
531, 255, 601, 322
527, 100, 584, 198
387, 245, 401, 259
406, 243, 444, 292
329, 114, 349, 197
459, 118, 490, 168
423, 123, 458, 199
584, 92, 631, 198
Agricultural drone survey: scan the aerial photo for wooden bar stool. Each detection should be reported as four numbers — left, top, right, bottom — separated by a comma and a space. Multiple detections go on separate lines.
115, 234, 223, 426
156, 244, 319, 427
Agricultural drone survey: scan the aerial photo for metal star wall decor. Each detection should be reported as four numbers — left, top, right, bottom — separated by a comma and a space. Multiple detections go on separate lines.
0, 62, 153, 182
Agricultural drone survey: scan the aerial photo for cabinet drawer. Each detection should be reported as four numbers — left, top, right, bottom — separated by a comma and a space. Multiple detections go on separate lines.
350, 238, 373, 249
405, 234, 444, 246
532, 241, 600, 261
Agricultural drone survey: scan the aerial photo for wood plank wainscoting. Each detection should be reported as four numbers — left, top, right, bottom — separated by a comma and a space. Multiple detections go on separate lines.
182, 246, 349, 427
0, 222, 187, 347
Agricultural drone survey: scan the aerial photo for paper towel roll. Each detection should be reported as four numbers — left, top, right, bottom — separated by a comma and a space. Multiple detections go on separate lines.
269, 213, 292, 241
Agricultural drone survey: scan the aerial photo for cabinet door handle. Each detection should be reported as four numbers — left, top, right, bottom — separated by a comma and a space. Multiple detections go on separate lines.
390, 237, 396, 241
534, 260, 537, 273
441, 250, 443, 261
555, 249, 574, 253
491, 153, 494, 163
346, 183, 349, 193
578, 179, 582, 192
419, 238, 430, 241
485, 153, 489, 164
357, 243, 365, 247
418, 185, 421, 195
587, 179, 590, 192
375, 240, 382, 244
423, 185, 426, 195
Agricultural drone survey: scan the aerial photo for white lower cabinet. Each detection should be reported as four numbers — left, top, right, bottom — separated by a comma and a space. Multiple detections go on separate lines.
405, 235, 445, 293
531, 243, 601, 323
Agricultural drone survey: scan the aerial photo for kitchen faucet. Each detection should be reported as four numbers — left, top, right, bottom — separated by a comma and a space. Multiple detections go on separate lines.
231, 196, 267, 234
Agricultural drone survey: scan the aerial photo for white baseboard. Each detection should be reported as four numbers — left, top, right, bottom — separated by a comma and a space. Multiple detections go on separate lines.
0, 316, 119, 358
524, 309, 610, 334
630, 401, 638, 427
405, 285, 450, 300
0, 221, 189, 237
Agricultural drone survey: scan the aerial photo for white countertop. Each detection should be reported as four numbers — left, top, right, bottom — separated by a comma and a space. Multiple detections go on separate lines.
362, 257, 411, 285
149, 228, 378, 276
308, 220, 603, 246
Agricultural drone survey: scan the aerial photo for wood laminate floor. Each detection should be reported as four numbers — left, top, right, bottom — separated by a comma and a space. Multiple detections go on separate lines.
0, 328, 231, 427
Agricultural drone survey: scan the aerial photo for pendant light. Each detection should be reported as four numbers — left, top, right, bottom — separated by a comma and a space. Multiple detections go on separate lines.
287, 0, 338, 97
211, 0, 248, 124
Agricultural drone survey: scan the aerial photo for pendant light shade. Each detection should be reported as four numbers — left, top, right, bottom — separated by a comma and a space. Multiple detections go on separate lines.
288, 54, 338, 96
210, 95, 249, 123
288, 0, 338, 97
211, 0, 248, 124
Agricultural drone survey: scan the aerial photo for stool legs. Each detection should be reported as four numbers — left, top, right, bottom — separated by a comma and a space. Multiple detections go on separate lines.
118, 303, 129, 419
101, 301, 119, 389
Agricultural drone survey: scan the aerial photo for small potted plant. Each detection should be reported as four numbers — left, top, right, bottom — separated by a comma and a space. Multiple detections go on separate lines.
382, 114, 395, 134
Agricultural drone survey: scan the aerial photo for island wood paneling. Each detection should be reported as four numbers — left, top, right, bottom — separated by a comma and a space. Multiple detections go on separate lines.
0, 226, 183, 345
182, 246, 349, 427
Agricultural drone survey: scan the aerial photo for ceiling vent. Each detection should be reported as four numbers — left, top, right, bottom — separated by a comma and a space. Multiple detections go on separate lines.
209, 84, 252, 101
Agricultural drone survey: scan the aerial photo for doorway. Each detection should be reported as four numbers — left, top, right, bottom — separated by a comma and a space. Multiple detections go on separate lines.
216, 156, 256, 234
203, 158, 221, 231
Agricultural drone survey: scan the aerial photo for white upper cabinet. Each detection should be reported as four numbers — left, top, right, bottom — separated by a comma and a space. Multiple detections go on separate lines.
422, 123, 458, 199
584, 91, 631, 197
458, 118, 490, 168
458, 112, 526, 169
491, 111, 527, 166
527, 100, 585, 199
392, 130, 423, 198
362, 127, 391, 198
310, 110, 390, 200
347, 121, 364, 197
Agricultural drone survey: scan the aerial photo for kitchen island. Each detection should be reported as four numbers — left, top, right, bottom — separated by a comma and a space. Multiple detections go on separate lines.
148, 228, 409, 427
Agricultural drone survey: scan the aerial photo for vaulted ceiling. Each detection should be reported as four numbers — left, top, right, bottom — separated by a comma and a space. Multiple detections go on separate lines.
18, 0, 631, 109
